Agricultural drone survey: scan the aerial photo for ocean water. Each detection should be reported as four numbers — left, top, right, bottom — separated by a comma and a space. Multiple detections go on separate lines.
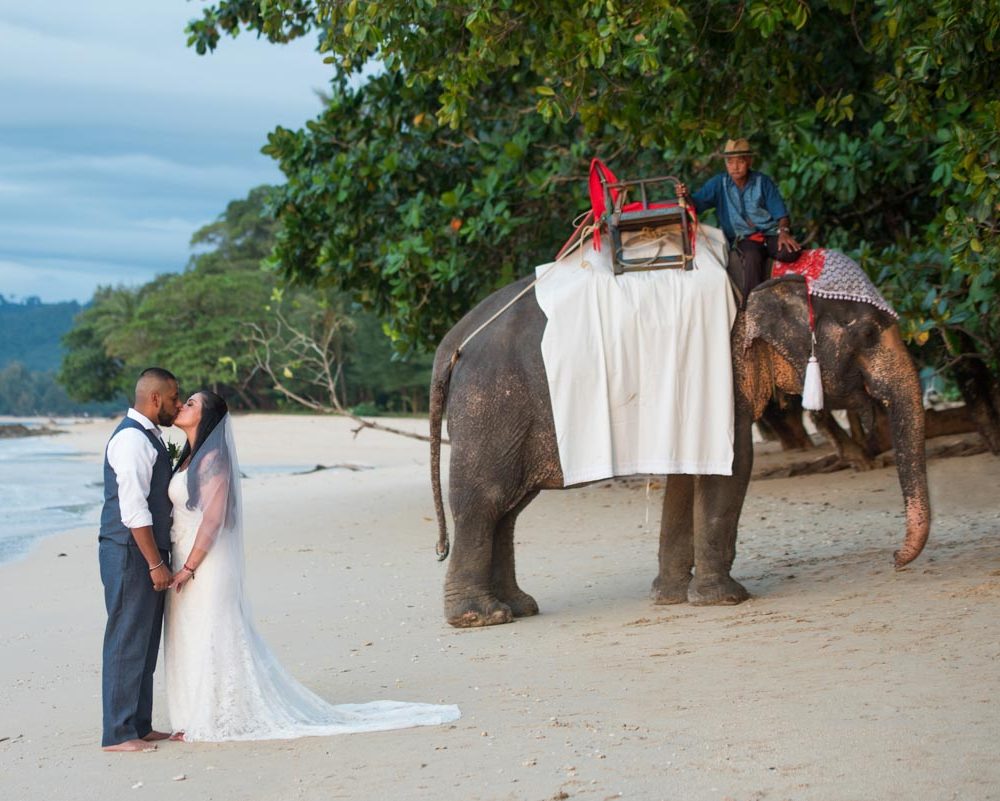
0, 423, 334, 565
0, 426, 103, 564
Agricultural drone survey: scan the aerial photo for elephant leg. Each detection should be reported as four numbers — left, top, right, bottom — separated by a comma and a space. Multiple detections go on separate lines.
490, 492, 540, 618
651, 474, 694, 604
812, 409, 877, 471
444, 489, 516, 628
688, 407, 754, 606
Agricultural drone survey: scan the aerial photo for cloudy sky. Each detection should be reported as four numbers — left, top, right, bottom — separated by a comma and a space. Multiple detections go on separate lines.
0, 1, 332, 303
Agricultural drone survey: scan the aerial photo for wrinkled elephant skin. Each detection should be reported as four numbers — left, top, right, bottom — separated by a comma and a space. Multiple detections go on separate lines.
429, 275, 930, 627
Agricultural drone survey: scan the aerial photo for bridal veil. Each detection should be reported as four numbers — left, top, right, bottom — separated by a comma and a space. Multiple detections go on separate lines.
165, 413, 460, 741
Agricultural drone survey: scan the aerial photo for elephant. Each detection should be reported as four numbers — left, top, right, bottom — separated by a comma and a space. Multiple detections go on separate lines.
429, 269, 930, 628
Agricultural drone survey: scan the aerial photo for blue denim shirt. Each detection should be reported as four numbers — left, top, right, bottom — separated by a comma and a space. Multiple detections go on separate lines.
690, 170, 789, 245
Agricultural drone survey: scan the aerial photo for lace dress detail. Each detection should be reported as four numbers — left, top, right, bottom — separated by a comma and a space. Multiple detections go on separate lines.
164, 471, 459, 741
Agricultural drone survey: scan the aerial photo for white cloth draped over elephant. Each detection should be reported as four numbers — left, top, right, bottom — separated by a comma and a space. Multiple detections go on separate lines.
534, 224, 737, 485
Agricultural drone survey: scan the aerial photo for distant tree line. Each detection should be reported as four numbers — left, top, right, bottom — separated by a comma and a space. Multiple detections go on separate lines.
0, 296, 121, 416
0, 361, 120, 416
57, 187, 432, 414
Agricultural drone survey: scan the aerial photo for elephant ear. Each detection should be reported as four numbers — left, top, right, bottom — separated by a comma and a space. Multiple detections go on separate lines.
737, 276, 813, 419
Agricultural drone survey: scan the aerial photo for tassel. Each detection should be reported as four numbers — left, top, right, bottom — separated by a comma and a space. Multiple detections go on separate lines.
802, 356, 823, 410
802, 335, 823, 410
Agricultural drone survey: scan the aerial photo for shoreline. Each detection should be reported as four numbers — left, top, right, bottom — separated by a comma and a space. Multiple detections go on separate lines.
0, 421, 105, 565
0, 415, 396, 567
1, 414, 998, 801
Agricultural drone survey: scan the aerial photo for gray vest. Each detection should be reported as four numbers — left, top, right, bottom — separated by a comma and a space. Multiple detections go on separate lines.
99, 416, 173, 551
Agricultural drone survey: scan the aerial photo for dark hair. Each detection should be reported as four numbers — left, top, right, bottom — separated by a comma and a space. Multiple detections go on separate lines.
139, 366, 177, 383
177, 391, 230, 511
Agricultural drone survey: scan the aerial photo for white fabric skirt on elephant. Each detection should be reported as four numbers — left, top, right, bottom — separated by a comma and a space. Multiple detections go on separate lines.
534, 223, 737, 486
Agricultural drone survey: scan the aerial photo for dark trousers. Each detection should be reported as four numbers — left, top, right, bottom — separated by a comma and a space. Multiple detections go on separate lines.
732, 235, 802, 303
99, 540, 167, 746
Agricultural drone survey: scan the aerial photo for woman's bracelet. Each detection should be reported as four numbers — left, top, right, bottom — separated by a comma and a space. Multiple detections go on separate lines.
148, 560, 164, 572
182, 563, 197, 579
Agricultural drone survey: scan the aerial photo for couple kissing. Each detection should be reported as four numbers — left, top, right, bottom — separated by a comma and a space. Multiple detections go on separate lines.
99, 367, 459, 750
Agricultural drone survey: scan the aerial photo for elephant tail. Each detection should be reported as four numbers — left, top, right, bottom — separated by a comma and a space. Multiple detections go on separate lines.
430, 350, 458, 561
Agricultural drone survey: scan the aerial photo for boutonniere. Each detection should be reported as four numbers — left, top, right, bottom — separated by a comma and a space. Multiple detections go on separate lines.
165, 438, 183, 468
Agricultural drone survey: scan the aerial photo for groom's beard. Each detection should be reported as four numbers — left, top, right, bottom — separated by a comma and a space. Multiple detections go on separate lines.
157, 409, 178, 426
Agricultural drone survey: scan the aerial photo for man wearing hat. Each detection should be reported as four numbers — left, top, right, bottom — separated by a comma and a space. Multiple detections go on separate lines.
678, 137, 801, 302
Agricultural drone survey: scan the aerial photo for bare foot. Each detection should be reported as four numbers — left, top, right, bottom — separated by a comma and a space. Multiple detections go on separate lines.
103, 739, 157, 753
142, 731, 170, 742
168, 731, 185, 742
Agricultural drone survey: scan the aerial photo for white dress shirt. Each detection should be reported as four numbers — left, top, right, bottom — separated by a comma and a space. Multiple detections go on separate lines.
106, 408, 163, 530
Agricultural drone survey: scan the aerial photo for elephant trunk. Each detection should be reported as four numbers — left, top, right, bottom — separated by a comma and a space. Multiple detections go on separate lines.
859, 326, 931, 567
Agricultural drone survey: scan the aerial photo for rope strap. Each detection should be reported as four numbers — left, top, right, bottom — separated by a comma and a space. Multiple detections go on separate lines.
451, 210, 597, 361
453, 268, 553, 360
619, 226, 695, 268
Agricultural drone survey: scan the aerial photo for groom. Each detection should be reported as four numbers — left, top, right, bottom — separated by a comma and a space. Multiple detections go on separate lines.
99, 367, 182, 752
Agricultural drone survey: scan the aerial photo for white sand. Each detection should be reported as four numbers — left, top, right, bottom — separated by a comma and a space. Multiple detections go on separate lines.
1, 414, 998, 801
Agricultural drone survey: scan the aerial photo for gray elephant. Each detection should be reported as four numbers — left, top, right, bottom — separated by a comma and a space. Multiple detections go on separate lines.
429, 270, 930, 628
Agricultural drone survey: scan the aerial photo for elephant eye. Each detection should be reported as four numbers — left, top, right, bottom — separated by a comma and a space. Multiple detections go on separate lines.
853, 321, 879, 349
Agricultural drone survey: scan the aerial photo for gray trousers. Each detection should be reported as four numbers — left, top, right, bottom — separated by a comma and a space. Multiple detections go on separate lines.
99, 540, 167, 746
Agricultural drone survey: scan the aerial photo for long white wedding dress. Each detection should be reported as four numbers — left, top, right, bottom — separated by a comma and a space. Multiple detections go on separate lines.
164, 416, 459, 741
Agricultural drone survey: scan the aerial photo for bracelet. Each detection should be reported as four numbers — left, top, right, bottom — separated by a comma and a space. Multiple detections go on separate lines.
182, 563, 197, 579
778, 226, 791, 234
148, 560, 164, 572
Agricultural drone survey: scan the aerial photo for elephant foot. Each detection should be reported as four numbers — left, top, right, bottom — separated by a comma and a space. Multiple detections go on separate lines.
498, 589, 539, 618
650, 574, 692, 605
688, 575, 749, 606
445, 594, 513, 628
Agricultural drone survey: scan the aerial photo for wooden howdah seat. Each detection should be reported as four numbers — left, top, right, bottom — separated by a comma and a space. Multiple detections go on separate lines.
599, 174, 695, 275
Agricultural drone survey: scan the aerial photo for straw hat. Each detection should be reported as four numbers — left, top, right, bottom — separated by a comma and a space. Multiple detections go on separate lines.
720, 138, 755, 158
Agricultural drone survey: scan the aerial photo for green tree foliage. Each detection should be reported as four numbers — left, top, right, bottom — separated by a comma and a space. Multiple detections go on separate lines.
261, 73, 594, 349
58, 187, 432, 412
59, 285, 142, 403
59, 187, 274, 406
59, 188, 283, 406
345, 311, 433, 411
120, 187, 280, 403
187, 0, 1000, 442
861, 2, 1000, 440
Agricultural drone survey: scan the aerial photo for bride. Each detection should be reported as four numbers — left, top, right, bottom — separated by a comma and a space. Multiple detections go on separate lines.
165, 391, 460, 741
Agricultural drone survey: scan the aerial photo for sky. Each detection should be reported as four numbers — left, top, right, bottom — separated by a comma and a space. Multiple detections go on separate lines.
0, 1, 332, 303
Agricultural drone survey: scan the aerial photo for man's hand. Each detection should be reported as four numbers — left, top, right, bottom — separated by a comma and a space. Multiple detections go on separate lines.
130, 525, 169, 590
675, 182, 689, 199
777, 230, 801, 253
150, 563, 172, 592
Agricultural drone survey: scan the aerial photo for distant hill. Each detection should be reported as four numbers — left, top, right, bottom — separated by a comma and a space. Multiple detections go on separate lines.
0, 295, 121, 415
0, 295, 82, 372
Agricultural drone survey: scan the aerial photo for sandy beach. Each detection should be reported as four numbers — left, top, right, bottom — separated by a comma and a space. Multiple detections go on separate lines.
1, 414, 997, 801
